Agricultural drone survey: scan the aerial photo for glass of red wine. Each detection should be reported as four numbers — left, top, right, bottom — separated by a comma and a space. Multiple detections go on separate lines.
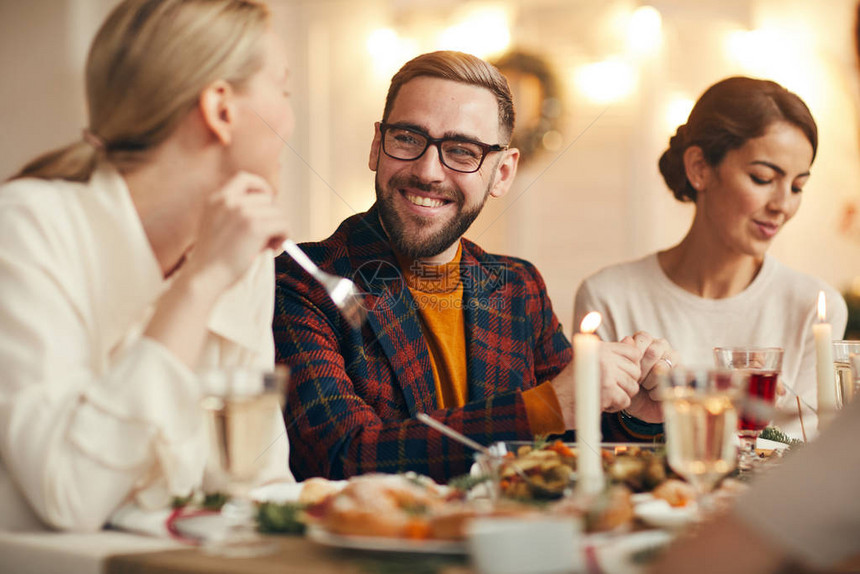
713, 347, 784, 470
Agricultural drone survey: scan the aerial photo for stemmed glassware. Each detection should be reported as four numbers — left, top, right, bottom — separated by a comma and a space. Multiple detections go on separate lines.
657, 366, 742, 510
199, 366, 289, 557
833, 341, 860, 408
713, 347, 783, 470
850, 354, 860, 408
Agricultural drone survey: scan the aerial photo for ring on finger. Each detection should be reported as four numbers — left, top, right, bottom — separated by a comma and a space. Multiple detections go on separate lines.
659, 354, 674, 369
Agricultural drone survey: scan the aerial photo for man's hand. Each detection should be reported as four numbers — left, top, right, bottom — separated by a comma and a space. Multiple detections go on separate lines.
550, 341, 643, 429
549, 361, 577, 429
550, 333, 678, 428
621, 332, 680, 423
598, 341, 643, 412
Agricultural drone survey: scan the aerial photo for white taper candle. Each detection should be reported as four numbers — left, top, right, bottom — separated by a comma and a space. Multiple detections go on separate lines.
575, 311, 604, 495
814, 291, 837, 430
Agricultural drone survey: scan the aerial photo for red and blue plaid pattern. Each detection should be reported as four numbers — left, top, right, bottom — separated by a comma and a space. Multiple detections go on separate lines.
273, 206, 572, 482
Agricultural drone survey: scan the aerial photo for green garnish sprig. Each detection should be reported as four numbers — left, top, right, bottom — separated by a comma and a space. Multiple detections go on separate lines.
256, 502, 307, 535
759, 426, 804, 447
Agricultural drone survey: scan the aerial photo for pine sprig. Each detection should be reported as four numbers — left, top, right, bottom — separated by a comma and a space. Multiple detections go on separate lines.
202, 492, 229, 511
171, 494, 194, 509
759, 426, 803, 446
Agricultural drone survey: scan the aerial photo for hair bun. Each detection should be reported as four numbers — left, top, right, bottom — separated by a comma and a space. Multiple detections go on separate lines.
659, 123, 694, 202
669, 124, 687, 150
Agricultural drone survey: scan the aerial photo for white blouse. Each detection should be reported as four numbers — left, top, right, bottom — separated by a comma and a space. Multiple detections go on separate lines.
575, 253, 848, 438
0, 165, 291, 531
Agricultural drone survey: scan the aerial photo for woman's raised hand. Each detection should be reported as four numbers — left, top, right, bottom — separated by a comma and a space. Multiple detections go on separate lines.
144, 172, 289, 368
185, 171, 289, 291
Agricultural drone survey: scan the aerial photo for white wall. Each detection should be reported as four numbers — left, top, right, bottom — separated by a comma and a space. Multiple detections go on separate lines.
0, 0, 111, 179
2, 0, 859, 338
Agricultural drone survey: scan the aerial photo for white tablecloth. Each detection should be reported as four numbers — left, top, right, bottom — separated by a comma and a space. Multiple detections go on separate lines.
0, 530, 182, 574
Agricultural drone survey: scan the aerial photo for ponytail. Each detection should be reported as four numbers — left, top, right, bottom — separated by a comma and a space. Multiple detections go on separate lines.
9, 138, 101, 183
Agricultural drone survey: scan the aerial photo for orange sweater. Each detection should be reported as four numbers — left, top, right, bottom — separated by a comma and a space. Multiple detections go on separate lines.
400, 244, 564, 435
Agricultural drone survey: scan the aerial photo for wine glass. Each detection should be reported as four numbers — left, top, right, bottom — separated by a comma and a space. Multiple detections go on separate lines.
657, 366, 742, 511
199, 366, 289, 557
850, 354, 860, 408
832, 341, 860, 408
713, 347, 783, 469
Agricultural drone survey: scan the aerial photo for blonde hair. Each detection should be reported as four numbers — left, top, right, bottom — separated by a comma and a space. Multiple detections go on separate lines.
10, 0, 270, 182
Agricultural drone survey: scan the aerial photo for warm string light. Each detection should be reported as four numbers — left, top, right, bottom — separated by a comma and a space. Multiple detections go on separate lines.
627, 5, 662, 56
366, 28, 418, 79
437, 7, 511, 59
575, 59, 637, 105
366, 7, 511, 77
664, 95, 695, 133
367, 6, 826, 137
369, 5, 665, 107
724, 26, 821, 109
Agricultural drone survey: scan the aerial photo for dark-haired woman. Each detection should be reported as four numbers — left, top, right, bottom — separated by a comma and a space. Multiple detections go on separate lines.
574, 76, 847, 438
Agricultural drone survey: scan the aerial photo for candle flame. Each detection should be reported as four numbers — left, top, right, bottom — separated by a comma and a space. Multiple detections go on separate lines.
580, 311, 602, 334
817, 291, 826, 322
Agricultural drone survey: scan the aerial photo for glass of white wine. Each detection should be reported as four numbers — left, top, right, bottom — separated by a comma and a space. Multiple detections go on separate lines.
199, 366, 289, 557
850, 354, 860, 407
658, 366, 744, 513
832, 341, 860, 408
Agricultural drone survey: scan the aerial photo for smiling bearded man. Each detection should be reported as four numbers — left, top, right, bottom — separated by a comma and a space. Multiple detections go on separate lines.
375, 171, 489, 260
273, 50, 672, 483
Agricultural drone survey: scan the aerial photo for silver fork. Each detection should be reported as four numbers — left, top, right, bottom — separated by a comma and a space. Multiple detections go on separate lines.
281, 239, 367, 329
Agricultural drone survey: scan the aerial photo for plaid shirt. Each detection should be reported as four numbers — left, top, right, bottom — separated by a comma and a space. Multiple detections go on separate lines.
274, 206, 573, 482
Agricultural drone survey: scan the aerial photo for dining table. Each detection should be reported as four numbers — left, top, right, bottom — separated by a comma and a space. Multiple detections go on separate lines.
3, 525, 860, 574
0, 528, 474, 574
3, 437, 858, 574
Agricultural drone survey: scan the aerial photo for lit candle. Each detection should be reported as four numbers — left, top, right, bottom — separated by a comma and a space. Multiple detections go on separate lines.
814, 291, 837, 430
575, 311, 604, 495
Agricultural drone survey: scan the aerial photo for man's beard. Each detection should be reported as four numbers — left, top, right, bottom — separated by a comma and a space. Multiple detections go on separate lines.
375, 174, 490, 259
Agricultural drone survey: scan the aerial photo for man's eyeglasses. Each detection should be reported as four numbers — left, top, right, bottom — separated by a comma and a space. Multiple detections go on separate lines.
379, 123, 508, 174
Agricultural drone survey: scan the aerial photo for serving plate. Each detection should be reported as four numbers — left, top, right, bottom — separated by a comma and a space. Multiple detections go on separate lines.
171, 512, 231, 541
631, 493, 698, 530
305, 524, 468, 555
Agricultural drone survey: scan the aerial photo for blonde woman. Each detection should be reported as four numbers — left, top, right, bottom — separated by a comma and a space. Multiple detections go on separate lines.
0, 0, 293, 531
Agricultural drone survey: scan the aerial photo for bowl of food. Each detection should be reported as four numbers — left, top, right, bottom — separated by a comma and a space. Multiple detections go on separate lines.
470, 440, 686, 533
474, 441, 671, 501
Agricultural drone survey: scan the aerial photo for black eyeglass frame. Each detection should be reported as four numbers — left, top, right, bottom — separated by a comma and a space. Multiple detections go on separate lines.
378, 122, 509, 173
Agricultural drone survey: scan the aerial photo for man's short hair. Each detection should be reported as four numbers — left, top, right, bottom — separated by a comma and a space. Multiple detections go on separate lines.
382, 51, 516, 142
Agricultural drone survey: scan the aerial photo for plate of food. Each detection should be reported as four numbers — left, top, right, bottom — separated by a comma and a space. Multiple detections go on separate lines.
301, 472, 540, 555
305, 524, 467, 555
